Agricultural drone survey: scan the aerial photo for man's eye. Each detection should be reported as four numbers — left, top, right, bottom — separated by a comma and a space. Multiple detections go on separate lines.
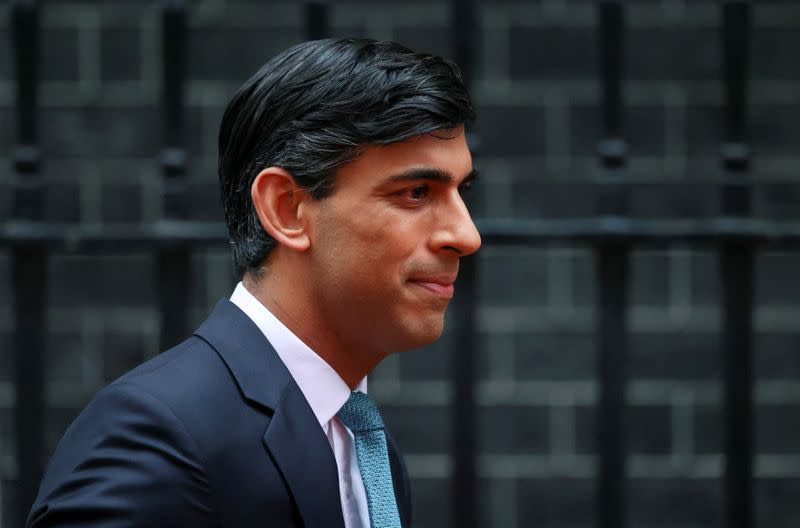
458, 180, 473, 194
406, 185, 429, 200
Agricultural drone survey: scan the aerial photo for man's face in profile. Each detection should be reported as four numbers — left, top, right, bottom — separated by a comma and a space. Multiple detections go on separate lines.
303, 126, 481, 355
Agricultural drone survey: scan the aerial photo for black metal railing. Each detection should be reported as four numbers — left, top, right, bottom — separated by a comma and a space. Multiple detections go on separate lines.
449, 1, 479, 526
720, 4, 753, 528
2, 1, 783, 527
10, 2, 46, 525
157, 0, 191, 352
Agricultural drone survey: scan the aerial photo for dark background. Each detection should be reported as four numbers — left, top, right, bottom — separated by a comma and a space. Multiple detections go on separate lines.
2, 0, 800, 527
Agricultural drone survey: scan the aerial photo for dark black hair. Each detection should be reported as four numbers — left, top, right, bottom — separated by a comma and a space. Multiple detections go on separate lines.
218, 38, 475, 277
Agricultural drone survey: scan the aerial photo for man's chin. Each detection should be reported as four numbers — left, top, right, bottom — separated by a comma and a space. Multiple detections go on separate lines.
399, 316, 446, 350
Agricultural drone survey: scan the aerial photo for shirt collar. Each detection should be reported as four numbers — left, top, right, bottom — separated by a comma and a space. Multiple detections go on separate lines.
229, 282, 366, 427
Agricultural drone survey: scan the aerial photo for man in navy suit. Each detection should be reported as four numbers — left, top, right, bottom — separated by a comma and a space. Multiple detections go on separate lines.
28, 38, 481, 527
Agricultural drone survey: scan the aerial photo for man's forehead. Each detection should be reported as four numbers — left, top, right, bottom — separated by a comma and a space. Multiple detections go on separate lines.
350, 130, 472, 177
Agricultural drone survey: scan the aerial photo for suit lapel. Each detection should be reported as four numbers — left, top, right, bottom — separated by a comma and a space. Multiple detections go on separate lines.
387, 432, 412, 528
194, 300, 345, 528
263, 382, 345, 528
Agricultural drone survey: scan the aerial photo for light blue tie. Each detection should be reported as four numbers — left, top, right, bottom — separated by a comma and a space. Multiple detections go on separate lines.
338, 391, 402, 528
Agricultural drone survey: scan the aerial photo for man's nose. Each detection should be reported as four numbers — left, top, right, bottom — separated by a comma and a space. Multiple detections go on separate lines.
431, 194, 482, 256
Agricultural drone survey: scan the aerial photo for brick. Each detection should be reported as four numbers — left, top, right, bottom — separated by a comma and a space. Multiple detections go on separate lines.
572, 247, 596, 307
629, 28, 720, 81
630, 250, 669, 307
756, 333, 800, 379
44, 330, 88, 386
0, 30, 8, 81
569, 104, 667, 157
44, 180, 81, 223
188, 251, 235, 321
0, 181, 9, 221
41, 107, 160, 158
476, 331, 508, 381
570, 0, 661, 3
630, 404, 672, 454
757, 478, 800, 528
100, 27, 141, 81
628, 183, 721, 219
517, 477, 595, 526
630, 332, 720, 379
756, 183, 800, 220
102, 330, 149, 383
566, 95, 606, 155
481, 0, 547, 3
478, 477, 512, 528
514, 331, 595, 380
510, 27, 596, 80
693, 404, 722, 454
685, 102, 800, 161
48, 254, 156, 308
689, 250, 719, 306
757, 252, 800, 306
0, 107, 12, 157
1, 479, 18, 528
197, 249, 238, 301
480, 21, 507, 81
0, 409, 11, 460
736, 400, 797, 458
397, 328, 454, 381
751, 104, 800, 157
756, 404, 800, 454
393, 26, 453, 63
101, 182, 141, 223
479, 404, 549, 454
501, 158, 548, 184
686, 104, 724, 158
326, 24, 368, 42
187, 180, 222, 221
752, 28, 800, 80
473, 104, 546, 156
409, 477, 449, 528
576, 403, 672, 454
44, 406, 84, 458
628, 478, 722, 526
303, 0, 446, 3
381, 404, 450, 453
187, 27, 302, 81
0, 249, 8, 301
684, 158, 725, 183
478, 246, 549, 307
41, 28, 80, 82
0, 333, 10, 384
462, 178, 488, 218
185, 106, 208, 158
198, 105, 226, 161
511, 182, 596, 219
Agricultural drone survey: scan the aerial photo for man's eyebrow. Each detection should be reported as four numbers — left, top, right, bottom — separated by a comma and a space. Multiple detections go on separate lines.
384, 168, 478, 185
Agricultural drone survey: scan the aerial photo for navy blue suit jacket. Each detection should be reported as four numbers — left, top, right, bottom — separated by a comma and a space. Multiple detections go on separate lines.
28, 299, 412, 527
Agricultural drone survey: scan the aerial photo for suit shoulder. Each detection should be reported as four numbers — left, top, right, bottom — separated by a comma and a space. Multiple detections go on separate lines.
107, 336, 233, 403
115, 335, 219, 384
30, 377, 218, 527
106, 335, 249, 435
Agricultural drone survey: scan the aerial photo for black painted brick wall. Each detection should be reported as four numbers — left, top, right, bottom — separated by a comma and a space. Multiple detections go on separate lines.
2, 1, 800, 527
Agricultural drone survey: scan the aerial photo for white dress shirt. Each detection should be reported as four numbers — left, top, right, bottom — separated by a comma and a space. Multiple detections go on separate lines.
230, 282, 371, 528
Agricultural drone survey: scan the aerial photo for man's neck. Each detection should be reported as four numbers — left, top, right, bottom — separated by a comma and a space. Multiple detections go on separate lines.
242, 269, 381, 390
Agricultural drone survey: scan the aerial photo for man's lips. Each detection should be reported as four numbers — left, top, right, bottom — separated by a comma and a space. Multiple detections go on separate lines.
407, 275, 457, 298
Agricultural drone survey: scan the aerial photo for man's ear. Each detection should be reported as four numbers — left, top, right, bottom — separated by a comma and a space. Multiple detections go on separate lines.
251, 167, 311, 251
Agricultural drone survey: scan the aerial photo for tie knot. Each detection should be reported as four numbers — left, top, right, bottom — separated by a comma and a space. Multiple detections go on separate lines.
338, 391, 384, 433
